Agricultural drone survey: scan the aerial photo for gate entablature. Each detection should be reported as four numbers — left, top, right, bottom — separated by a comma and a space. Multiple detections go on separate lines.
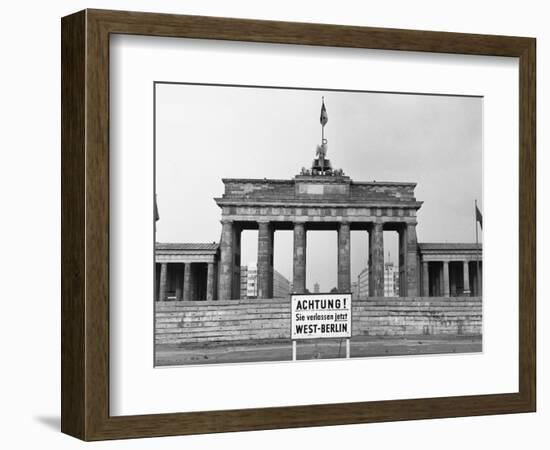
217, 176, 420, 203
215, 177, 422, 226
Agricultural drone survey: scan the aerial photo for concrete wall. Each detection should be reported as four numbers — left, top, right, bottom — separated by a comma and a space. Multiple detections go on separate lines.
155, 297, 482, 345
156, 299, 289, 344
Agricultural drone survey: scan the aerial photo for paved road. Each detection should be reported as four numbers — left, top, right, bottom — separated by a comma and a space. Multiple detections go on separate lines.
155, 334, 482, 366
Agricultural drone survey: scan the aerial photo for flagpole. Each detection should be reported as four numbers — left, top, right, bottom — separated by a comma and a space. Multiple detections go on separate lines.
475, 200, 478, 244
321, 96, 325, 144
475, 199, 480, 296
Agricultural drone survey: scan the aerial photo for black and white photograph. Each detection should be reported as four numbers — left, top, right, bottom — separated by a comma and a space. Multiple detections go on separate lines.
3, 0, 543, 447
153, 83, 483, 366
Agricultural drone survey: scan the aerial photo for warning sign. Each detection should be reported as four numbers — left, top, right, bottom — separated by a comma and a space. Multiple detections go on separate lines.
291, 293, 352, 340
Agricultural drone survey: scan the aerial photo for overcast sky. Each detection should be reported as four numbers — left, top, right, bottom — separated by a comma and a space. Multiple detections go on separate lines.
155, 83, 482, 291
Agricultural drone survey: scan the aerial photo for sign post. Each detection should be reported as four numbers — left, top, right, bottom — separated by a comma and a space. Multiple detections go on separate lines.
291, 292, 352, 361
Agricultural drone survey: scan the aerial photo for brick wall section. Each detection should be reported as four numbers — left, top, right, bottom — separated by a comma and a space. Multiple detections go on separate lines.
352, 298, 482, 336
155, 297, 481, 345
156, 299, 290, 344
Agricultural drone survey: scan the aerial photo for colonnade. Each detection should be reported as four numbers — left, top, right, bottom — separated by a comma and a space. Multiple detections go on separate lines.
421, 260, 482, 297
156, 261, 216, 301
217, 219, 419, 300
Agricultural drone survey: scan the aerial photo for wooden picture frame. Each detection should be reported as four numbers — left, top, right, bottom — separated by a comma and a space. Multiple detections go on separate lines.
61, 9, 536, 440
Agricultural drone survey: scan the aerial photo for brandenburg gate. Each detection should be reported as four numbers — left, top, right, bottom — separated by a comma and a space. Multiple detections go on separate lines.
214, 152, 423, 300
155, 99, 481, 302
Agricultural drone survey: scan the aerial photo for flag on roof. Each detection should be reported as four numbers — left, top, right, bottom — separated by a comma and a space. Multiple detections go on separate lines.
154, 195, 160, 222
320, 98, 328, 127
475, 204, 482, 229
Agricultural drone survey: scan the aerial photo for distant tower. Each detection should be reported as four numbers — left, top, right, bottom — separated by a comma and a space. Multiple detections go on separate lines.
384, 253, 399, 297
313, 282, 320, 293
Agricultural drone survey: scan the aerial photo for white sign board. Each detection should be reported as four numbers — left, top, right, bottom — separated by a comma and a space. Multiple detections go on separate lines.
291, 293, 352, 340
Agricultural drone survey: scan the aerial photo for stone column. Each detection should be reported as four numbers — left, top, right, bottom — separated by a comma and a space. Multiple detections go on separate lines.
442, 261, 450, 297
213, 262, 218, 300
405, 223, 419, 297
293, 222, 307, 293
218, 220, 234, 300
155, 265, 160, 302
476, 261, 482, 296
439, 264, 444, 296
257, 221, 274, 299
337, 222, 351, 292
232, 226, 242, 299
175, 264, 184, 301
206, 262, 215, 301
398, 227, 406, 296
471, 263, 478, 296
159, 263, 168, 301
369, 223, 384, 297
463, 261, 471, 296
183, 262, 192, 301
422, 262, 429, 297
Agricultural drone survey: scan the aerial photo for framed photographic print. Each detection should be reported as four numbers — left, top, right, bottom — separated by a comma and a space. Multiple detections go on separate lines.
61, 9, 536, 440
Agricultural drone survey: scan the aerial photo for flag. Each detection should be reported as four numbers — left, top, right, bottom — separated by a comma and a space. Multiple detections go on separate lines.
475, 204, 482, 229
154, 195, 160, 222
320, 99, 328, 126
